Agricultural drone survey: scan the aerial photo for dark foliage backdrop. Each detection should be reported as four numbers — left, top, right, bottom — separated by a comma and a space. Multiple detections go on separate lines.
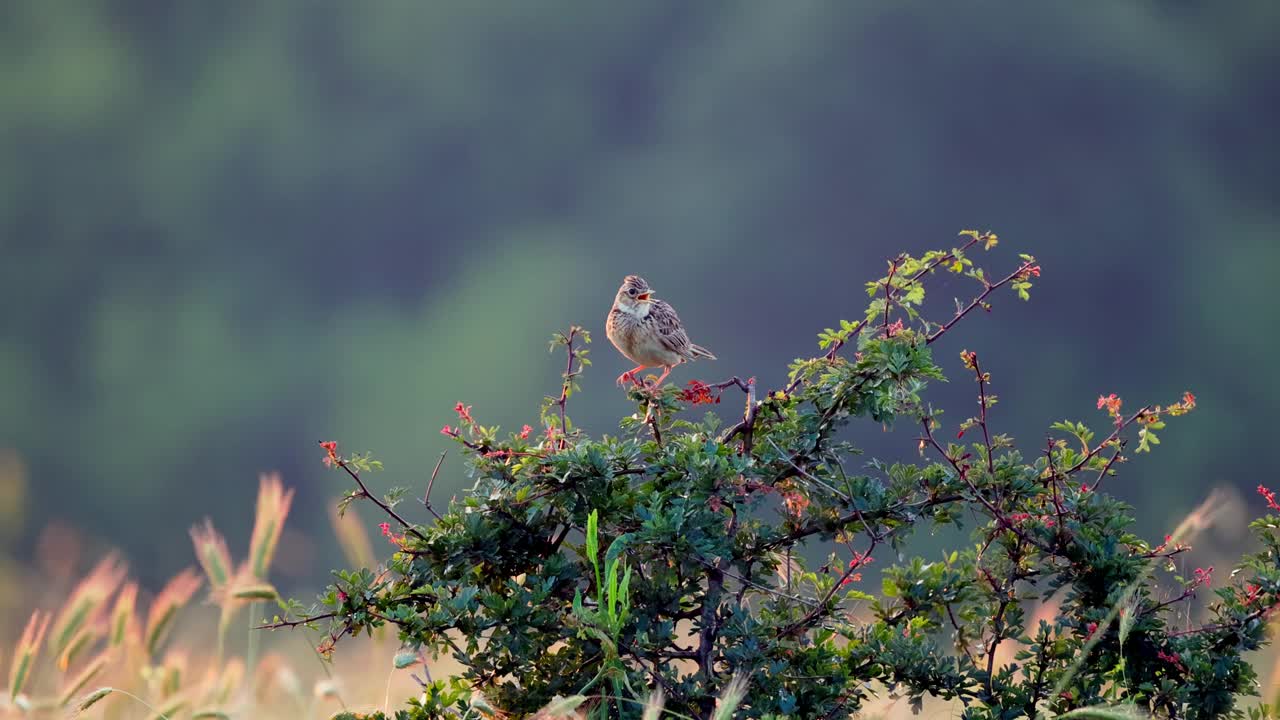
0, 1, 1276, 589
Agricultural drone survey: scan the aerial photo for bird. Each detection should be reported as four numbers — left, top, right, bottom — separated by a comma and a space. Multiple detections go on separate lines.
605, 275, 716, 388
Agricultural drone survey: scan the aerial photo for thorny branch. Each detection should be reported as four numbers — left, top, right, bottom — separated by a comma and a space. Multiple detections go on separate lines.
421, 450, 447, 520
883, 257, 900, 332
768, 438, 852, 503
1092, 444, 1126, 492
947, 602, 980, 667
1065, 405, 1152, 475
714, 376, 759, 451
553, 325, 588, 451
257, 612, 336, 630
925, 259, 1038, 345
967, 352, 996, 477
776, 535, 878, 639
720, 237, 1014, 453
758, 492, 966, 553
920, 417, 1051, 553
328, 447, 429, 543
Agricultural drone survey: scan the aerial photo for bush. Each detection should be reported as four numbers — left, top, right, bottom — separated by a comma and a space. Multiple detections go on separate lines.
278, 233, 1280, 719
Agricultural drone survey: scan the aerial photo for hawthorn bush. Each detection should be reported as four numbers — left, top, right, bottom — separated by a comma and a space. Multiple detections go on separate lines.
276, 233, 1280, 720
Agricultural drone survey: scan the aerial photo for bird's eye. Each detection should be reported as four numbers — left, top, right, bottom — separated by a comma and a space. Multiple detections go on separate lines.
627, 288, 637, 297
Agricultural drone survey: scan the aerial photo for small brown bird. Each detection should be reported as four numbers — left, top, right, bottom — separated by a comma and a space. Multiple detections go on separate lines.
605, 275, 716, 388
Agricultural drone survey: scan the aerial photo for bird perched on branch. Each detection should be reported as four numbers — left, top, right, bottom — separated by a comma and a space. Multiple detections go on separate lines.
606, 275, 716, 388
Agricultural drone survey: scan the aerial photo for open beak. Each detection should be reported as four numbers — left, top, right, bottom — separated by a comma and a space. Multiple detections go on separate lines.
636, 293, 650, 301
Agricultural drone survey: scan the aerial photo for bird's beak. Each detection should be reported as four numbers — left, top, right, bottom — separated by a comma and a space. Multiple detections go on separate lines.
636, 293, 650, 301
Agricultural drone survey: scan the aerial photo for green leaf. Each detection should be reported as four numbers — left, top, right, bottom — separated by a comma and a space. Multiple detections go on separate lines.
604, 535, 631, 570
881, 578, 899, 597
607, 557, 619, 621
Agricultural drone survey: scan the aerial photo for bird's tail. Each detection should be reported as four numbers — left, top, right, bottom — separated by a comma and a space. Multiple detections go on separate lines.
688, 344, 717, 361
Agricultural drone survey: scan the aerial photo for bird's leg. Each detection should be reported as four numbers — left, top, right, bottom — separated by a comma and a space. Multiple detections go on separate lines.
616, 365, 648, 387
648, 366, 673, 388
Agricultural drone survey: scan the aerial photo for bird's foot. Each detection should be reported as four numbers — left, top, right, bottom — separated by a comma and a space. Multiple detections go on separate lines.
616, 369, 645, 387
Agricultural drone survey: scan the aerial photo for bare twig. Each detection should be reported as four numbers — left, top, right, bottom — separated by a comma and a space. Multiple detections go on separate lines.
1167, 603, 1273, 638
1064, 406, 1151, 475
767, 438, 851, 503
697, 561, 723, 679
946, 603, 980, 667
646, 403, 663, 447
257, 612, 336, 630
969, 354, 996, 477
711, 376, 759, 448
759, 492, 965, 553
1044, 436, 1065, 529
553, 326, 588, 451
1092, 445, 1125, 491
882, 256, 901, 333
703, 375, 755, 395
421, 451, 447, 520
708, 561, 821, 610
1140, 585, 1201, 619
985, 596, 1011, 693
776, 536, 878, 638
331, 451, 429, 542
926, 259, 1036, 345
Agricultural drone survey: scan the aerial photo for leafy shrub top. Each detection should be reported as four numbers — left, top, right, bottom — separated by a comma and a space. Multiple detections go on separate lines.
278, 233, 1280, 720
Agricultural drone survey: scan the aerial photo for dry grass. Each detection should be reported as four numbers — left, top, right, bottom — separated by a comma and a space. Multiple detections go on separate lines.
0, 474, 441, 719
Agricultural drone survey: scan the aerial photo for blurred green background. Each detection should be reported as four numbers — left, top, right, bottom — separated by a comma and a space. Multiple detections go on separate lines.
1, 1, 1276, 590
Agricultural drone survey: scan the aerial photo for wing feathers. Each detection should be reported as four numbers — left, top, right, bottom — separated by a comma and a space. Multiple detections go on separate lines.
650, 299, 715, 361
